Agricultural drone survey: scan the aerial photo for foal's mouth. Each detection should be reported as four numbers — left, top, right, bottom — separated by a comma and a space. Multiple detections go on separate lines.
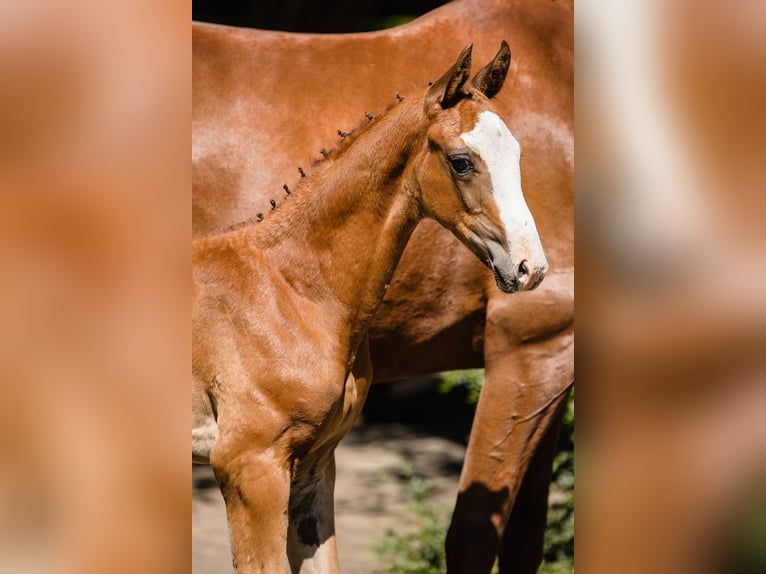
487, 258, 520, 294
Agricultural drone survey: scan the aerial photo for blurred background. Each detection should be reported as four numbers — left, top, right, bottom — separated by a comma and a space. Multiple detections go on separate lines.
192, 0, 445, 32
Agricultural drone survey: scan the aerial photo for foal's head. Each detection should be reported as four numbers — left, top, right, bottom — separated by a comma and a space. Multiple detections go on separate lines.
415, 42, 547, 293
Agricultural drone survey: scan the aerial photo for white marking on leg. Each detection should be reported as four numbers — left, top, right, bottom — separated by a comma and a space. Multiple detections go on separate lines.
192, 418, 218, 463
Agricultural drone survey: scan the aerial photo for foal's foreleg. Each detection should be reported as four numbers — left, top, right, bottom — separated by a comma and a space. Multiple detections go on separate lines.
286, 453, 340, 574
210, 441, 291, 574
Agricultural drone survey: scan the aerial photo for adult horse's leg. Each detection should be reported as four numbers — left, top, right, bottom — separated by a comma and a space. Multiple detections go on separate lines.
287, 452, 340, 574
210, 434, 291, 574
446, 271, 574, 574
498, 398, 567, 573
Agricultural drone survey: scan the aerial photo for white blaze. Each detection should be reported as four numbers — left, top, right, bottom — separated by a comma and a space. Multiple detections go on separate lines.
460, 111, 542, 257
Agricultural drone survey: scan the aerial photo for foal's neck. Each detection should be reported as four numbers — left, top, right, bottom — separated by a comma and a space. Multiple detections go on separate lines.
249, 98, 427, 349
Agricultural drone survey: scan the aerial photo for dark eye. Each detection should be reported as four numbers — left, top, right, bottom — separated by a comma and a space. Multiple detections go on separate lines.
449, 155, 474, 175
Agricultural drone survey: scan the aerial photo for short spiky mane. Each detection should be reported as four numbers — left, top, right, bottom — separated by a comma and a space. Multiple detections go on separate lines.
219, 89, 421, 233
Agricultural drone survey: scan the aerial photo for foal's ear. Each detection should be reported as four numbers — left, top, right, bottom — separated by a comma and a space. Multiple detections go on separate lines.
425, 43, 473, 112
471, 41, 511, 99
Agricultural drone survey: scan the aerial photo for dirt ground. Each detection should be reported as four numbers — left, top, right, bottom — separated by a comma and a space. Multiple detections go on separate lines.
192, 381, 472, 573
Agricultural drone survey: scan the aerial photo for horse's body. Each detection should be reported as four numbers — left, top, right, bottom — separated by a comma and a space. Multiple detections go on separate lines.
193, 44, 546, 573
193, 1, 573, 571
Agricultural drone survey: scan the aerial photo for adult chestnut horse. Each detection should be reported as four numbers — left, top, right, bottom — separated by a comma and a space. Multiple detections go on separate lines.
193, 44, 546, 573
193, 1, 573, 572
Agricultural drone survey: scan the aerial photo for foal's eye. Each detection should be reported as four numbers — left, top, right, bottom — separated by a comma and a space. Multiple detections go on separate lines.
449, 155, 474, 175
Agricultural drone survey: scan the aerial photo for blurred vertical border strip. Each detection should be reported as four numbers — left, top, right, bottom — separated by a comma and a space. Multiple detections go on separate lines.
0, 1, 190, 573
577, 0, 766, 573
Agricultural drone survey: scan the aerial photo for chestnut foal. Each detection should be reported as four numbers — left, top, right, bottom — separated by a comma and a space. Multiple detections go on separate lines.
192, 43, 547, 573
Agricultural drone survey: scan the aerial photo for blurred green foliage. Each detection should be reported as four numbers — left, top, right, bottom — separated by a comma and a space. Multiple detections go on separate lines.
369, 14, 418, 30
374, 467, 452, 574
727, 488, 766, 574
438, 368, 485, 404
540, 389, 574, 573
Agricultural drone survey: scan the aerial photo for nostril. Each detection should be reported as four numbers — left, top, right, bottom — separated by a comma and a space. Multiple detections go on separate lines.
518, 260, 529, 278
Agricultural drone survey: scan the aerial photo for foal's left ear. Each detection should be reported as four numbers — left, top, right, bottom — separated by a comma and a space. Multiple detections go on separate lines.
425, 43, 473, 112
471, 41, 511, 99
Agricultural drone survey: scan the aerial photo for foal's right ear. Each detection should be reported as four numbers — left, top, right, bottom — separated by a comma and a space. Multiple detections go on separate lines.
425, 43, 473, 113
